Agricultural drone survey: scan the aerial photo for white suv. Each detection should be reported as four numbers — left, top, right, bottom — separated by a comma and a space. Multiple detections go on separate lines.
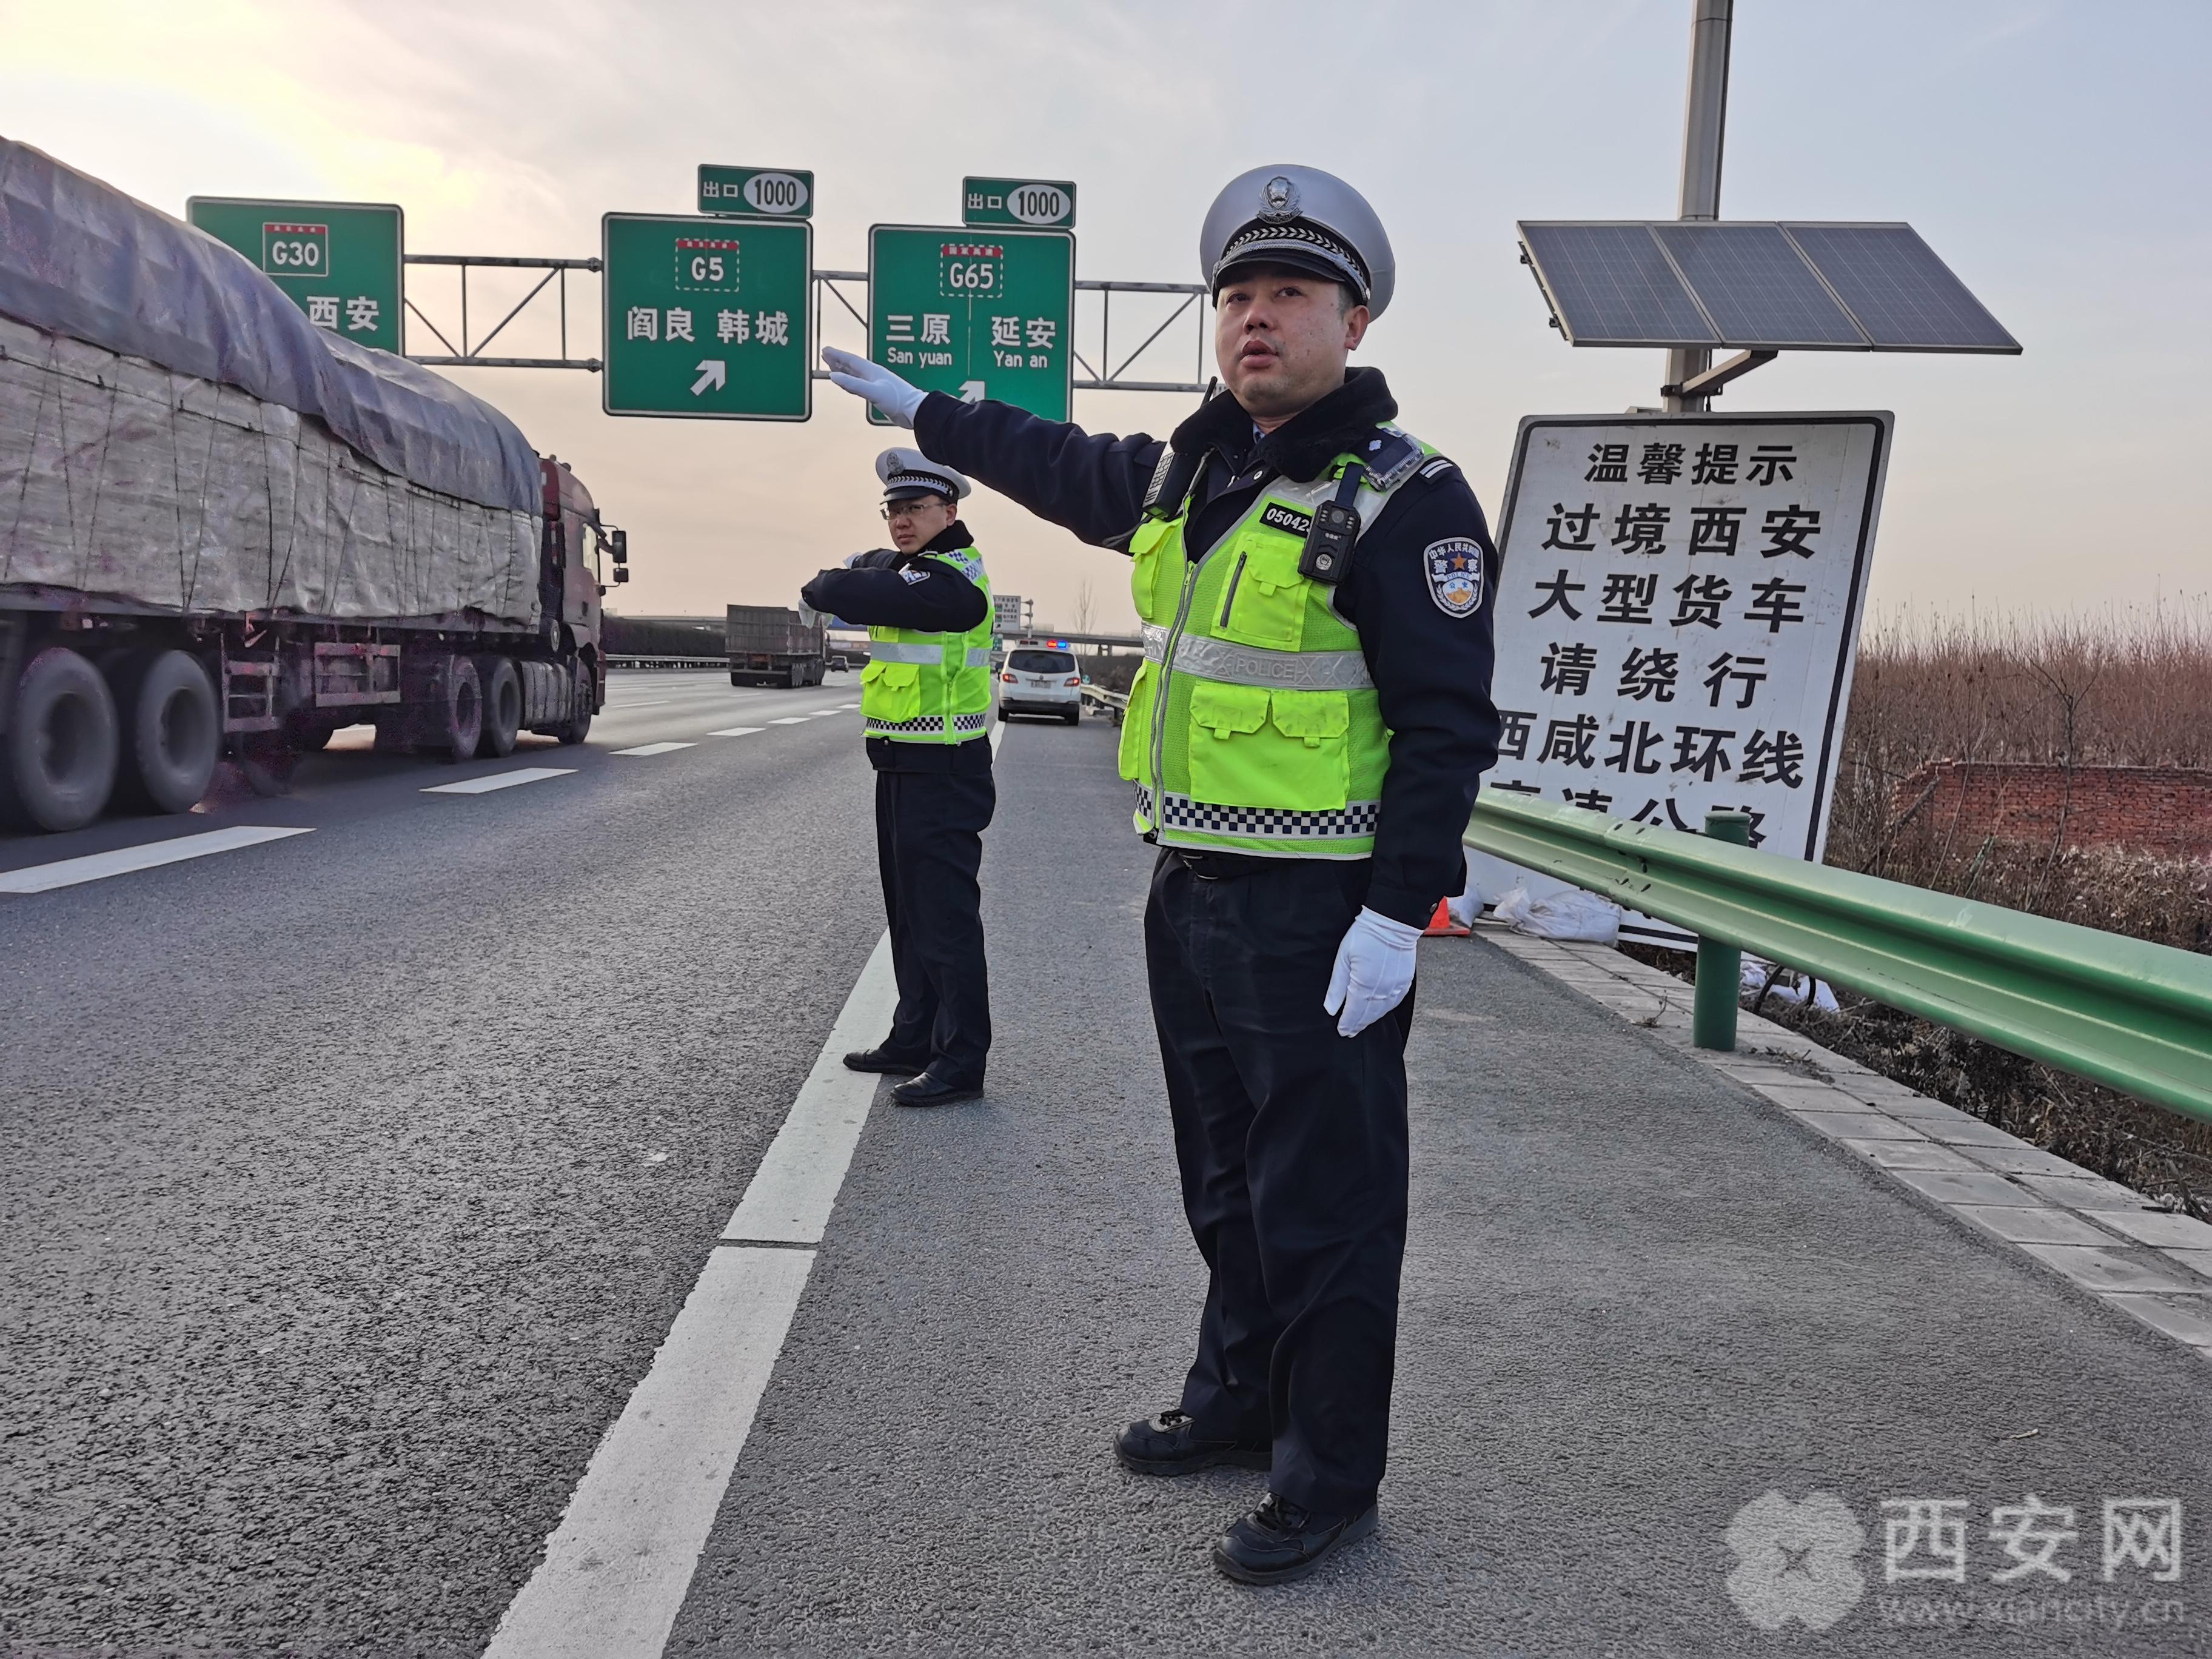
999, 645, 1082, 724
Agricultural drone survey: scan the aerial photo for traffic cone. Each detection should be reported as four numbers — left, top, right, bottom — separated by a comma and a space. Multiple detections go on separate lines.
1423, 897, 1471, 937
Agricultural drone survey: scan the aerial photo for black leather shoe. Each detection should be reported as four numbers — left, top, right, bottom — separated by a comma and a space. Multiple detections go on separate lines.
1212, 1493, 1379, 1586
843, 1047, 927, 1076
890, 1070, 981, 1108
1114, 1410, 1270, 1476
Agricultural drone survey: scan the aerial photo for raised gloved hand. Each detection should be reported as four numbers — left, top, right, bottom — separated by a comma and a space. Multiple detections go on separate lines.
1322, 907, 1423, 1038
797, 598, 821, 628
821, 347, 925, 429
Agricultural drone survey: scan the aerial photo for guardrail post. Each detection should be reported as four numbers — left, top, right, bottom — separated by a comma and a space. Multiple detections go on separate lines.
1692, 810, 1753, 1050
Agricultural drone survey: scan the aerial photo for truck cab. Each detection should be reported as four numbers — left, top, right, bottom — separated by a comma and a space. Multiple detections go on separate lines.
543, 458, 606, 716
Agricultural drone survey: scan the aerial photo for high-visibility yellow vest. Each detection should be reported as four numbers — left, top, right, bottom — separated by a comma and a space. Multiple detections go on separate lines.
1120, 429, 1432, 856
862, 545, 994, 743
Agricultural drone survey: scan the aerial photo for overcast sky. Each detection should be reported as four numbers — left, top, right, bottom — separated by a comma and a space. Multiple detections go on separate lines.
5, 0, 2206, 635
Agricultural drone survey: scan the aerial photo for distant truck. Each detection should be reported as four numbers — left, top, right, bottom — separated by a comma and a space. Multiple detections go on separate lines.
726, 606, 826, 688
0, 139, 618, 833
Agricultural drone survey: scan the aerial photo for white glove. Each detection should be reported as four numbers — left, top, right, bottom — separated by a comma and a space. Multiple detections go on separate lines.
797, 599, 820, 628
821, 346, 925, 428
1323, 907, 1423, 1038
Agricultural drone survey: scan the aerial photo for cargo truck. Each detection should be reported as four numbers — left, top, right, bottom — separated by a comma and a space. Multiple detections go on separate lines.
726, 605, 826, 688
0, 139, 620, 833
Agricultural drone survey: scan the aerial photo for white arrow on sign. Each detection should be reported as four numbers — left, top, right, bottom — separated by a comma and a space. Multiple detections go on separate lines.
958, 380, 986, 403
691, 360, 727, 396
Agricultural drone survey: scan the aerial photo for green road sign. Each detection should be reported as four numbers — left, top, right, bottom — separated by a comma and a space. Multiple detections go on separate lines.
866, 225, 1073, 424
186, 197, 403, 355
601, 213, 813, 421
962, 178, 1076, 229
699, 166, 814, 220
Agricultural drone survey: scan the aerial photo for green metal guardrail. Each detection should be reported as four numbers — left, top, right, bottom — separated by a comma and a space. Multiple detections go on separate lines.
1463, 791, 2212, 1125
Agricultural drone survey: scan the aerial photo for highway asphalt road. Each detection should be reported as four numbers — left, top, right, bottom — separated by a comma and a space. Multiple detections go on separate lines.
5, 671, 2211, 1656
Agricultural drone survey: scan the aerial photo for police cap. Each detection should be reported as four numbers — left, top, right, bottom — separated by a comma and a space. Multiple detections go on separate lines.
1199, 164, 1396, 320
876, 447, 971, 503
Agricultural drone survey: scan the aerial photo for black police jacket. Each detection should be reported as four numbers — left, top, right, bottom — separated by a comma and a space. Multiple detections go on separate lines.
914, 368, 1500, 926
802, 522, 993, 775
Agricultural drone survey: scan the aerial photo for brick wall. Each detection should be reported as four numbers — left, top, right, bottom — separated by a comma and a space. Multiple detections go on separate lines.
1892, 762, 2212, 859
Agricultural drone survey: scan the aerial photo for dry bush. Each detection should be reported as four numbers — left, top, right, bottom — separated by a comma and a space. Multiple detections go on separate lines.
1642, 599, 2212, 1213
1828, 595, 2212, 883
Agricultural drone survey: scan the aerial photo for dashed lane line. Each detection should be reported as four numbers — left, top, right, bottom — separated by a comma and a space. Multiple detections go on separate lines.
612, 742, 699, 757
422, 767, 577, 796
706, 727, 765, 739
0, 826, 314, 895
766, 716, 810, 726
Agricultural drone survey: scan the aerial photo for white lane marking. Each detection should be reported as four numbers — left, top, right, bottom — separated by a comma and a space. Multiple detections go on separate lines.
605, 699, 673, 710
707, 726, 765, 739
722, 934, 896, 1243
767, 716, 809, 726
614, 742, 698, 757
423, 767, 576, 796
802, 710, 840, 719
834, 702, 859, 710
486, 930, 903, 1658
482, 1248, 814, 1659
991, 716, 1008, 757
0, 826, 313, 895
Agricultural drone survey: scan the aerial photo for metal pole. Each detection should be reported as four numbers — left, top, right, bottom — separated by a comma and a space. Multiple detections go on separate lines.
1664, 0, 1732, 413
1692, 809, 1752, 1050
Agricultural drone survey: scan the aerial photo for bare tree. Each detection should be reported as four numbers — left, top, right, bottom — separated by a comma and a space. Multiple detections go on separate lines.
1072, 578, 1096, 635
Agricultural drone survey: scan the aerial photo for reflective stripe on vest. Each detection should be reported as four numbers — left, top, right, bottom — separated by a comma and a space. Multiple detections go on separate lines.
1118, 427, 1433, 857
1141, 623, 1373, 691
863, 548, 994, 744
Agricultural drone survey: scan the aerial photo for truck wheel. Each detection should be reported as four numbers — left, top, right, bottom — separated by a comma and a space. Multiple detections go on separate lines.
111, 649, 220, 814
730, 671, 743, 688
433, 654, 483, 762
475, 655, 521, 758
2, 646, 120, 832
555, 657, 594, 745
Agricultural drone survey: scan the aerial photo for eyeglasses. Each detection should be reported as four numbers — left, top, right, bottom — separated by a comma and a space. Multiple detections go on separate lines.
879, 500, 947, 521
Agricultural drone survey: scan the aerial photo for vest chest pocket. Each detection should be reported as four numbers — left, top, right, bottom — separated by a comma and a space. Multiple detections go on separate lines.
1128, 518, 1184, 624
1215, 531, 1308, 649
1118, 659, 1157, 781
1186, 682, 1350, 813
862, 659, 922, 724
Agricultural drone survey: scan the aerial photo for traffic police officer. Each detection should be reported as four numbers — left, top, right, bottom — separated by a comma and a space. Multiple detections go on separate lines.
822, 166, 1500, 1582
800, 451, 996, 1108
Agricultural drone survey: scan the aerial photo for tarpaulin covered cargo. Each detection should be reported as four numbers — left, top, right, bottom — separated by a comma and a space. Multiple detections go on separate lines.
0, 136, 542, 626
0, 316, 540, 624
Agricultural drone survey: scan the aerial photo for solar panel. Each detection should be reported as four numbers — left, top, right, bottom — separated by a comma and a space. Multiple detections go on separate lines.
1517, 220, 2019, 354
1517, 223, 1716, 348
1651, 223, 1865, 348
1783, 223, 2020, 353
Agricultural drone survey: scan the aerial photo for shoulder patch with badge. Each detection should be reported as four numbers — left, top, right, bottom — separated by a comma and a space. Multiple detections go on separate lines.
899, 566, 931, 585
1418, 456, 1459, 481
1424, 537, 1485, 617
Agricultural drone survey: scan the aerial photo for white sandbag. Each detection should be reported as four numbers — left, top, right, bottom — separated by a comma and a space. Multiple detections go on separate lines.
1492, 883, 1622, 944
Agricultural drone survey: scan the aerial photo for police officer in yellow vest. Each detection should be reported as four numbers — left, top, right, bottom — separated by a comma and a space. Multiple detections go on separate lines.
823, 166, 1500, 1583
799, 451, 996, 1108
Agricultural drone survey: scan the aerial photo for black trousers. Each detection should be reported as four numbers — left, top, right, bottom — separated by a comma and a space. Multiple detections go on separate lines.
875, 767, 996, 1087
1146, 850, 1415, 1515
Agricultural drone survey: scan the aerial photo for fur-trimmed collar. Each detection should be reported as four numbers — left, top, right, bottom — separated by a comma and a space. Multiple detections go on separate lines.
1170, 367, 1398, 484
917, 520, 976, 554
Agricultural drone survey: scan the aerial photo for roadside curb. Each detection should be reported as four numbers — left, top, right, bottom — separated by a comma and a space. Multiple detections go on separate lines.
1469, 926, 2212, 1367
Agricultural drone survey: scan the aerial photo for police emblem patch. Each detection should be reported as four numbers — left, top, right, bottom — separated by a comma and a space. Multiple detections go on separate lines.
1424, 537, 1484, 617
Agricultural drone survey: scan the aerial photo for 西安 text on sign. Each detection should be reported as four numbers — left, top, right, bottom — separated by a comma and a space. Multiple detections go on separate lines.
186, 197, 403, 355
1477, 411, 1893, 942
